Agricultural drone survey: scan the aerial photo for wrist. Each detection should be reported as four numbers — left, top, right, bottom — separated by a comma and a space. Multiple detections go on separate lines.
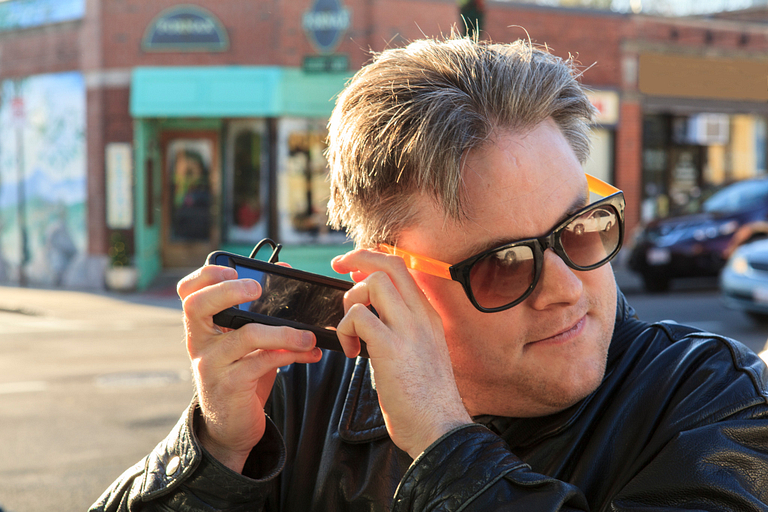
409, 415, 473, 459
195, 419, 252, 474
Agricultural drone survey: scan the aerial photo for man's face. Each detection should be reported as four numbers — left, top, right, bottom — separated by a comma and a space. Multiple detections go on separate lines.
396, 118, 617, 418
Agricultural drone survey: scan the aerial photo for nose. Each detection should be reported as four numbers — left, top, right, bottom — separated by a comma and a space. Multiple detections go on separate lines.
527, 249, 583, 310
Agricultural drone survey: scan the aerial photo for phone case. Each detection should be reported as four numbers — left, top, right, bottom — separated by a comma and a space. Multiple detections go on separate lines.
206, 250, 369, 358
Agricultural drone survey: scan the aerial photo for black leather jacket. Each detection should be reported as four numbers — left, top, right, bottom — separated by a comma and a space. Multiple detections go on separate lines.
92, 292, 768, 511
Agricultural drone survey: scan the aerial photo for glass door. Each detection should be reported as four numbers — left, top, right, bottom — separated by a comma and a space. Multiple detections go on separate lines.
161, 131, 220, 267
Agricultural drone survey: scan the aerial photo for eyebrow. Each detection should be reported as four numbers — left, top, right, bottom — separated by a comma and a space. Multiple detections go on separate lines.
460, 186, 590, 261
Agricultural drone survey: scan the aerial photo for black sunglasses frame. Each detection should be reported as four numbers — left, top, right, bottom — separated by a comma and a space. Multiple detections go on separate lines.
447, 191, 626, 313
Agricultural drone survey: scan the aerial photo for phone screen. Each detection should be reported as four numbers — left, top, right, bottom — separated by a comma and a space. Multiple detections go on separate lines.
233, 263, 347, 330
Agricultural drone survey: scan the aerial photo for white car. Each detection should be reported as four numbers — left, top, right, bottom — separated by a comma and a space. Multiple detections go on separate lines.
721, 238, 768, 322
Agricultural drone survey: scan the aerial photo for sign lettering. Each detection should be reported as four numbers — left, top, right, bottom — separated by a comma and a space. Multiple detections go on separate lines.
142, 5, 229, 52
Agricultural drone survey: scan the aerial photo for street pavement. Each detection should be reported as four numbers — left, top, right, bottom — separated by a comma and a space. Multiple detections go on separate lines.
0, 282, 190, 512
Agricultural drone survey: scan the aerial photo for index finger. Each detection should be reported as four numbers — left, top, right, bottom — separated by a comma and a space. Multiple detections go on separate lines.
182, 276, 262, 330
332, 249, 424, 304
177, 265, 238, 300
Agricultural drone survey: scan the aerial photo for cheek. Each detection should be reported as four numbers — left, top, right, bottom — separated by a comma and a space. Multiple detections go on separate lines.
412, 272, 522, 357
585, 264, 617, 319
410, 273, 482, 339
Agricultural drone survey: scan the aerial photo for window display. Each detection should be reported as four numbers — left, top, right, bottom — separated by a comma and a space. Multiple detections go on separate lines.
225, 120, 268, 243
641, 113, 768, 222
278, 118, 346, 244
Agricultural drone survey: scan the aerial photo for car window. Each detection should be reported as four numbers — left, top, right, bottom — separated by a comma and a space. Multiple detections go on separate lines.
703, 180, 768, 214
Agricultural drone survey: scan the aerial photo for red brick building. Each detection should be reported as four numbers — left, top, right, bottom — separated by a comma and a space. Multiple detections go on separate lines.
487, 3, 768, 235
0, 0, 764, 289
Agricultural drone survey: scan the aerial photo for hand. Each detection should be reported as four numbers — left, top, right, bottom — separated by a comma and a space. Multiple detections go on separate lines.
332, 250, 472, 458
177, 265, 323, 473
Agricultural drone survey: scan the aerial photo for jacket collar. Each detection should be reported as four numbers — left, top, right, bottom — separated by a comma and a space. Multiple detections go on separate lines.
338, 356, 389, 443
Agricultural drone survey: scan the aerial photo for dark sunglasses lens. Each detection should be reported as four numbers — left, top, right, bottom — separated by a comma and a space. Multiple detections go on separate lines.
468, 245, 535, 309
560, 205, 620, 268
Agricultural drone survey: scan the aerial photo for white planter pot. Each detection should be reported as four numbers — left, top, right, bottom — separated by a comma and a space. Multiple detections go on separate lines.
105, 266, 138, 292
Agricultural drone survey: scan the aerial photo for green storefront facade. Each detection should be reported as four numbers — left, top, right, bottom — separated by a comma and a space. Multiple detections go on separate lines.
130, 66, 354, 289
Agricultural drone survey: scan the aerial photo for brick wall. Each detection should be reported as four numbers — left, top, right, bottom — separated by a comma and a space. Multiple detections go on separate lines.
615, 101, 643, 236
86, 86, 106, 255
100, 0, 458, 70
485, 4, 628, 88
632, 16, 768, 52
0, 21, 81, 79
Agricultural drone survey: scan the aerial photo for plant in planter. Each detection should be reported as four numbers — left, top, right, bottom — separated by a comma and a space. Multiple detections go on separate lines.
105, 232, 138, 291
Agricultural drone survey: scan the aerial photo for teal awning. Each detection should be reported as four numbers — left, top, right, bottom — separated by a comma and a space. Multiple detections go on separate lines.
130, 66, 352, 118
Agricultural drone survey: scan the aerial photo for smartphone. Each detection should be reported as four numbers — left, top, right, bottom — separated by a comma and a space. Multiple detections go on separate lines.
207, 251, 368, 358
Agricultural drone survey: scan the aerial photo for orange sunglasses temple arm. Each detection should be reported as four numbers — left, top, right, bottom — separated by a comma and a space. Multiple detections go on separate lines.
377, 243, 453, 280
586, 174, 620, 197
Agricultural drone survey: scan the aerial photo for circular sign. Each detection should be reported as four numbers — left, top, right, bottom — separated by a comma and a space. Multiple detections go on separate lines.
302, 0, 350, 55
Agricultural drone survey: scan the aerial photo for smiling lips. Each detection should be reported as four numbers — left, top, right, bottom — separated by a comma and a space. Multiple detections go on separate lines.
529, 315, 587, 346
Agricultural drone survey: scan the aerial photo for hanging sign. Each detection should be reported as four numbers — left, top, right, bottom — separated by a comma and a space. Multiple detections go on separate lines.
142, 4, 229, 52
302, 0, 350, 55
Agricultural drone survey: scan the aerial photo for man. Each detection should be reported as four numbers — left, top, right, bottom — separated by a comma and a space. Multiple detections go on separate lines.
92, 36, 768, 511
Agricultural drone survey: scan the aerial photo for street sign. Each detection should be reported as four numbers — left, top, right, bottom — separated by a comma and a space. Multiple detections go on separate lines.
302, 0, 350, 54
302, 54, 349, 73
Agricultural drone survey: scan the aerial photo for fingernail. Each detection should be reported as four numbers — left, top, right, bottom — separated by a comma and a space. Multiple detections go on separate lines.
223, 267, 237, 279
302, 331, 315, 347
243, 279, 260, 297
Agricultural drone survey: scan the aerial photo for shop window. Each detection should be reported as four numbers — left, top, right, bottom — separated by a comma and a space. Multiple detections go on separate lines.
225, 120, 268, 243
277, 118, 346, 244
641, 113, 768, 222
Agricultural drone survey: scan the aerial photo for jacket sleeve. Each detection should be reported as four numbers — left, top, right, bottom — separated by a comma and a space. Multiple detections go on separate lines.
89, 402, 285, 512
393, 424, 589, 511
393, 411, 768, 512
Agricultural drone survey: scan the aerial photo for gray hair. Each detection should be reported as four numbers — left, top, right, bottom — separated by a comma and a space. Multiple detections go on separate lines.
326, 35, 596, 247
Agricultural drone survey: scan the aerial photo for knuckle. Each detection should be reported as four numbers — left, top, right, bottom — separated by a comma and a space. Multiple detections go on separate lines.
385, 253, 409, 271
347, 302, 370, 317
181, 291, 202, 315
177, 266, 209, 298
367, 270, 392, 288
277, 325, 306, 348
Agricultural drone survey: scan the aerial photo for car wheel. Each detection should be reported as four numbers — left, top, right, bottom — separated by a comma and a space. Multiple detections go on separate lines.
642, 274, 670, 293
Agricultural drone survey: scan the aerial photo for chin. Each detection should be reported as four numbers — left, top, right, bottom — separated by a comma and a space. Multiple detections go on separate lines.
455, 352, 608, 418
541, 363, 606, 412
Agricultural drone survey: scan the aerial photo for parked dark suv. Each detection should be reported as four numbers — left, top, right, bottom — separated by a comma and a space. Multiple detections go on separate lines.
629, 177, 768, 292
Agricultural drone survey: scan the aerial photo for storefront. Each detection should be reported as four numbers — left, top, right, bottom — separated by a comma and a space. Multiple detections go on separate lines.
638, 52, 768, 223
118, 0, 458, 290
130, 66, 352, 288
641, 109, 767, 221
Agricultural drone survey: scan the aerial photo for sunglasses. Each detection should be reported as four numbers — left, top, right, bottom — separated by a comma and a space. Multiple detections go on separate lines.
379, 174, 625, 313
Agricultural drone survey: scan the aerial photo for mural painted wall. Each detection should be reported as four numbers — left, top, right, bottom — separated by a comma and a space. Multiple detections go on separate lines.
0, 71, 87, 286
0, 0, 85, 32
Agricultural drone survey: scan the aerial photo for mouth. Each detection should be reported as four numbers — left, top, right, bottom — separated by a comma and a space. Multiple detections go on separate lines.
528, 315, 587, 347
